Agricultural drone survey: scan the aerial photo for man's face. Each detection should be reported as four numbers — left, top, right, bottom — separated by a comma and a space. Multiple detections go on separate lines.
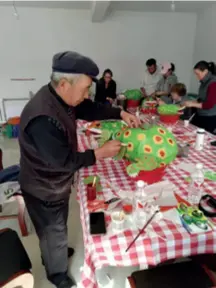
147, 65, 156, 74
58, 75, 92, 106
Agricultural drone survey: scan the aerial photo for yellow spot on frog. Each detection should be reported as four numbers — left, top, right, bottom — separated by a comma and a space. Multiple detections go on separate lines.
167, 138, 175, 146
143, 145, 152, 154
127, 142, 134, 151
124, 130, 131, 138
153, 135, 163, 144
157, 128, 166, 135
157, 149, 166, 159
137, 133, 146, 141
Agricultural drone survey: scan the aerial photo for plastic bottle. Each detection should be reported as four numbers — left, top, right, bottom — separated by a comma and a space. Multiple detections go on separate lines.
188, 163, 204, 205
134, 181, 147, 229
195, 128, 205, 151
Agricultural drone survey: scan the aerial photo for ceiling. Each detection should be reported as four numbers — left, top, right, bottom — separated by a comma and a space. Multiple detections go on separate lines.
112, 1, 211, 13
0, 1, 212, 13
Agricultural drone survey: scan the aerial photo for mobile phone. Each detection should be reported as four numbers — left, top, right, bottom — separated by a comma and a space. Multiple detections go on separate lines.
89, 212, 106, 235
210, 141, 216, 147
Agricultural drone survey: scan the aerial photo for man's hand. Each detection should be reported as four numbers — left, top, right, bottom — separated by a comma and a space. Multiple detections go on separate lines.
94, 140, 121, 160
120, 111, 140, 128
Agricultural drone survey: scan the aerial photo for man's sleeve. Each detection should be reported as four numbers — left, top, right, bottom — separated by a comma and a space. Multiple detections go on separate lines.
26, 116, 96, 173
75, 99, 122, 121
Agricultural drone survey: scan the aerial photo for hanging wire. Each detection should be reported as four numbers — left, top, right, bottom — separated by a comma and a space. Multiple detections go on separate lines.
171, 1, 175, 12
12, 1, 19, 19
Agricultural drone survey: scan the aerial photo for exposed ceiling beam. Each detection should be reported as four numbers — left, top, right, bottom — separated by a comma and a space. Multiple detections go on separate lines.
91, 1, 111, 23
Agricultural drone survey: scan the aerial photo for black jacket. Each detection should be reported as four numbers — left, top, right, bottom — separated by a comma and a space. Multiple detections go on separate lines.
94, 78, 117, 104
19, 83, 121, 201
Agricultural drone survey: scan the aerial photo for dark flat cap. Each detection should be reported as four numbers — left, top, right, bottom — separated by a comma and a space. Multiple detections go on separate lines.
52, 51, 99, 79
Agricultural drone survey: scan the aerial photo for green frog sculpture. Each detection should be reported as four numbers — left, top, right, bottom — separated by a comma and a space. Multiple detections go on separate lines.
88, 120, 178, 177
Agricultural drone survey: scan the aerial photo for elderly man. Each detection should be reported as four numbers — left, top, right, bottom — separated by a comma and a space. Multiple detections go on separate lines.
19, 51, 139, 288
140, 58, 162, 97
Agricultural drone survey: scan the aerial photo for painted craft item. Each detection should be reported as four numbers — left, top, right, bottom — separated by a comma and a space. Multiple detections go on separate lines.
88, 121, 178, 177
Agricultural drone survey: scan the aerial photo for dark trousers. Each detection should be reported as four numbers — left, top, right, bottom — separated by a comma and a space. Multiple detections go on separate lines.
22, 192, 69, 285
191, 114, 216, 134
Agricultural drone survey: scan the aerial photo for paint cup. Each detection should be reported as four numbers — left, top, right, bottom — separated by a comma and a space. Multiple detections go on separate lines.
184, 120, 189, 127
111, 211, 125, 232
122, 198, 133, 215
87, 184, 96, 201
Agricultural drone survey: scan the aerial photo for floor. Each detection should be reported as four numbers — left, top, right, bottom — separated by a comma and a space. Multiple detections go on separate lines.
0, 137, 138, 288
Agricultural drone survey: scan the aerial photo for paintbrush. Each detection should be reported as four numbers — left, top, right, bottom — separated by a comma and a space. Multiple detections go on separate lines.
125, 209, 159, 252
188, 113, 195, 123
121, 143, 128, 147
92, 176, 96, 187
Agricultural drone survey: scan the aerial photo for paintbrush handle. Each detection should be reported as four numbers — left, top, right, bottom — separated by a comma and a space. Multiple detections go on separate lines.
125, 210, 159, 252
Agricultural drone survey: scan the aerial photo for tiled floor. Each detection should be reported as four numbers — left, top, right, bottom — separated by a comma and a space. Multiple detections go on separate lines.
0, 137, 138, 288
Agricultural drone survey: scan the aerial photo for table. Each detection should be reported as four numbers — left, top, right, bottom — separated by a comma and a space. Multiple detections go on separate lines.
76, 116, 216, 288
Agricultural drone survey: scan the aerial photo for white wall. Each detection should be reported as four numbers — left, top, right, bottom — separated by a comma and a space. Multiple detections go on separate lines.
191, 3, 216, 93
0, 7, 197, 118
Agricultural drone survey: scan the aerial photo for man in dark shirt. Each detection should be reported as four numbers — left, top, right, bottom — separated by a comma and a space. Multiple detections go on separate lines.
19, 51, 139, 288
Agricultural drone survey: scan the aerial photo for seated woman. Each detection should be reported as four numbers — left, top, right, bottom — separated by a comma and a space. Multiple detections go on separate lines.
94, 69, 117, 105
153, 62, 178, 98
157, 83, 192, 119
183, 61, 216, 134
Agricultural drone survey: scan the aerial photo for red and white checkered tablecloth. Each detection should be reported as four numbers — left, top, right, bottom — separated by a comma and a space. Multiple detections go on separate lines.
76, 117, 216, 288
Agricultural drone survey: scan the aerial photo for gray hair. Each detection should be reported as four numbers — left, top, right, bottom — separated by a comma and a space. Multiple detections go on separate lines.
50, 72, 81, 86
